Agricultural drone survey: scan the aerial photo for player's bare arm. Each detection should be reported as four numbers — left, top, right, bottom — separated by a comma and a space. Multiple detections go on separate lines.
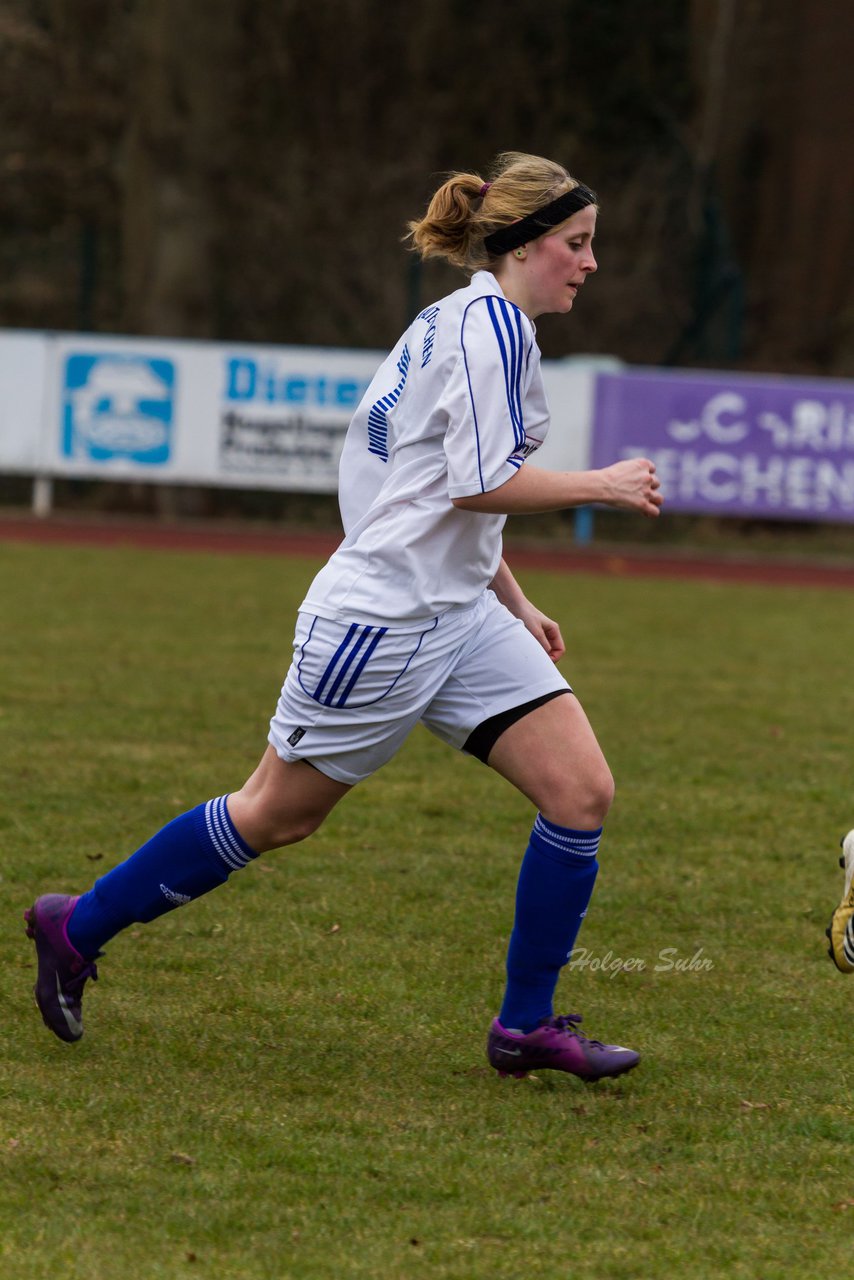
452, 457, 663, 518
488, 558, 565, 662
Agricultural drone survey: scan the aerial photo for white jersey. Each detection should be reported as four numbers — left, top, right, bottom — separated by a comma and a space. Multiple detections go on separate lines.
301, 270, 550, 627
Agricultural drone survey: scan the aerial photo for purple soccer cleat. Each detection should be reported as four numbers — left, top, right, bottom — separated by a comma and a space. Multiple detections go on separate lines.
24, 894, 98, 1043
487, 1013, 640, 1082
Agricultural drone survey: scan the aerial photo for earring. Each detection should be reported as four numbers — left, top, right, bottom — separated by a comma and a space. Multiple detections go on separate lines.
514, 248, 526, 259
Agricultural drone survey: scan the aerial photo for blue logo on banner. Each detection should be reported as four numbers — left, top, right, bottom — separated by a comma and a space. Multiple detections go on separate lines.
62, 354, 175, 464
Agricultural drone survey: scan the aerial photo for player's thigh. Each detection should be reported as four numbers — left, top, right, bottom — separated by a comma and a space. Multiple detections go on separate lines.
229, 745, 352, 853
486, 693, 615, 829
421, 593, 570, 751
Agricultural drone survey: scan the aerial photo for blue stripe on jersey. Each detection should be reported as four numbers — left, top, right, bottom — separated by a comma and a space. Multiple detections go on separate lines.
485, 297, 526, 450
460, 313, 486, 490
461, 295, 530, 490
507, 300, 526, 448
367, 345, 411, 461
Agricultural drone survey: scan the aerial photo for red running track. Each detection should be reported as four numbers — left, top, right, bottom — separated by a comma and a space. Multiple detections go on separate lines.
1, 513, 854, 590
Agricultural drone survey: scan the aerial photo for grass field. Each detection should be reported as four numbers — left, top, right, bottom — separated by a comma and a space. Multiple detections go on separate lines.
1, 538, 853, 1279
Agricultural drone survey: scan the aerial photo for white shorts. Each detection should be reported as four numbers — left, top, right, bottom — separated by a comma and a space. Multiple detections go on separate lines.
267, 590, 571, 784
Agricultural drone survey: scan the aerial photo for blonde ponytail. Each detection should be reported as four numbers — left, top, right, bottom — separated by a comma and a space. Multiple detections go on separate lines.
405, 152, 589, 274
405, 172, 487, 270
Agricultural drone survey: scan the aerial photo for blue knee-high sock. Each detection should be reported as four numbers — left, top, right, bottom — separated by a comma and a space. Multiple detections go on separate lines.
499, 815, 601, 1033
67, 795, 258, 958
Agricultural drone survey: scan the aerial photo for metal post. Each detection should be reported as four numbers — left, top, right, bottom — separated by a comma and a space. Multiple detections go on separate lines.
574, 505, 594, 545
32, 474, 53, 518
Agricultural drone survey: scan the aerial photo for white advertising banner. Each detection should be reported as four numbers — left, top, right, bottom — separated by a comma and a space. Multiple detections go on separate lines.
6, 327, 852, 527
0, 331, 50, 471
1, 327, 613, 494
40, 334, 385, 491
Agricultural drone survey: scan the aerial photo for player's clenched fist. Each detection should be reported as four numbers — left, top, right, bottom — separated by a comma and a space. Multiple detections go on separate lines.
600, 457, 663, 517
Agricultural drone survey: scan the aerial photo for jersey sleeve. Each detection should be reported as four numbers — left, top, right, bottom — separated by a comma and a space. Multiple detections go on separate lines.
440, 295, 540, 498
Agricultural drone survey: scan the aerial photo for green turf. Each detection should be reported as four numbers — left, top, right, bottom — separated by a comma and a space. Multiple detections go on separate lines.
1, 539, 852, 1279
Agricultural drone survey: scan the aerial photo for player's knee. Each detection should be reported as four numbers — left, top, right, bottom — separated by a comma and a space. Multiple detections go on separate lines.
590, 764, 616, 824
263, 806, 326, 849
545, 761, 614, 830
231, 792, 327, 853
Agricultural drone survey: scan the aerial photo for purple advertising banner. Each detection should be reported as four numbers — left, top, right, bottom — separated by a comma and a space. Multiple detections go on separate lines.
592, 368, 854, 521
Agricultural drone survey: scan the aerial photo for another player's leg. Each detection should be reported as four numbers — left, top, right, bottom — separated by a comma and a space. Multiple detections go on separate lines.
826, 828, 854, 973
482, 694, 640, 1082
25, 750, 350, 1042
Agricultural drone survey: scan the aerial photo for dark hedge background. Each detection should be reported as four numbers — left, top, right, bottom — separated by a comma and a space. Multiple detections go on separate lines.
1, 0, 852, 375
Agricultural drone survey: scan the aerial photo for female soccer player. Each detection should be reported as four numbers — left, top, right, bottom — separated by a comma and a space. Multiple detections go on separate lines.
26, 151, 662, 1080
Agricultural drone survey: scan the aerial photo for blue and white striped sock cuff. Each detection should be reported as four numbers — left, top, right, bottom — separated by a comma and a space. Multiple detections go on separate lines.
204, 795, 258, 872
531, 814, 602, 860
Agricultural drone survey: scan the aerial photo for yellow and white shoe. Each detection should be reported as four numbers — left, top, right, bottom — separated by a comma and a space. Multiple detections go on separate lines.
826, 830, 854, 973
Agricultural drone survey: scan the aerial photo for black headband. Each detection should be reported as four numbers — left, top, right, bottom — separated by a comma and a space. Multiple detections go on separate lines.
483, 184, 598, 256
